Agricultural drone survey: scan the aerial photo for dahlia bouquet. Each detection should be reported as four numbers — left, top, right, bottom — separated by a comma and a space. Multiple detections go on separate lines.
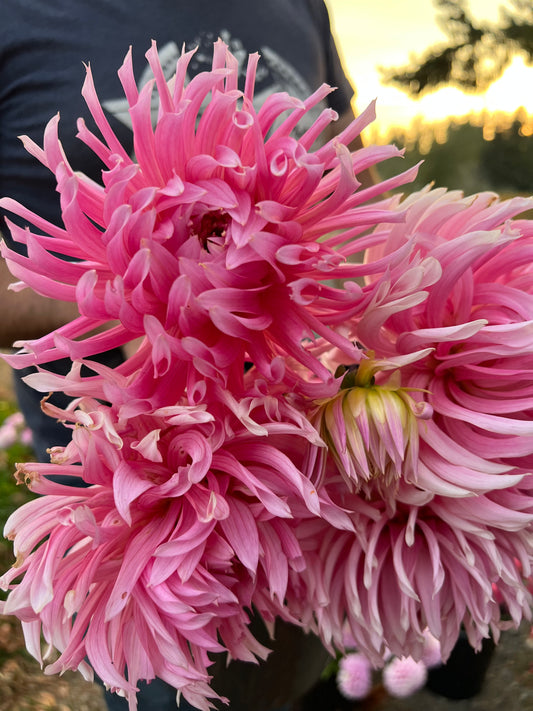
1, 41, 533, 711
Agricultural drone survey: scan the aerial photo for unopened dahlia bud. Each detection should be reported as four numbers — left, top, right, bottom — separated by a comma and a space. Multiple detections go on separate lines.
313, 352, 432, 500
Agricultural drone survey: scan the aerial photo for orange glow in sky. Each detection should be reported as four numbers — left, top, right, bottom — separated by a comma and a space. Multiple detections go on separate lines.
326, 0, 533, 138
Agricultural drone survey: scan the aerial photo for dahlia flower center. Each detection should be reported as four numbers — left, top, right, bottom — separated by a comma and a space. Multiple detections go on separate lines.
192, 209, 231, 251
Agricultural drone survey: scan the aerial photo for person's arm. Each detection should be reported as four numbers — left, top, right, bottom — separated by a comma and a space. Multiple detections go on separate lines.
0, 256, 80, 348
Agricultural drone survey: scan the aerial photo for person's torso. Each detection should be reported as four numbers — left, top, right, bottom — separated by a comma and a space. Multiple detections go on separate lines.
0, 0, 352, 236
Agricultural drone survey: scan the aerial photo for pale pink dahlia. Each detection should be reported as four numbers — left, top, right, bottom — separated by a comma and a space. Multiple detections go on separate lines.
287, 186, 533, 665
358, 187, 533, 490
285, 483, 532, 667
306, 187, 533, 501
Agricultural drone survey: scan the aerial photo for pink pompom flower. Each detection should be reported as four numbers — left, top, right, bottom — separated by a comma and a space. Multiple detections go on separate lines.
337, 652, 373, 700
382, 656, 427, 698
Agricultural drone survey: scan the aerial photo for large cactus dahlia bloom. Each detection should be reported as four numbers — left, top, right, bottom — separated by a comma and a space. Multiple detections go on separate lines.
0, 40, 412, 394
1, 42, 533, 711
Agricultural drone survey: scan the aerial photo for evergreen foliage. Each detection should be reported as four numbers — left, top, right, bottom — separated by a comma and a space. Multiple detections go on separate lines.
380, 0, 533, 96
378, 110, 533, 197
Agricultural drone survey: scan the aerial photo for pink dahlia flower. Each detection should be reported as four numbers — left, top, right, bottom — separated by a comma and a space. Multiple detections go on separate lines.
358, 187, 533, 493
304, 187, 533, 500
0, 39, 415, 402
287, 187, 533, 665
285, 484, 532, 666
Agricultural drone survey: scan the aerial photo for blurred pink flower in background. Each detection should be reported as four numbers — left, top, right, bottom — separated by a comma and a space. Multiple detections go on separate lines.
0, 411, 32, 449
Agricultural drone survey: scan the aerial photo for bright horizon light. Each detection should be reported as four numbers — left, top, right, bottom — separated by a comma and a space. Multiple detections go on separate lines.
326, 0, 533, 140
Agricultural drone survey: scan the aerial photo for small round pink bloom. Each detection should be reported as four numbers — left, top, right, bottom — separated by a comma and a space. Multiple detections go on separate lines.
383, 656, 427, 698
337, 652, 373, 700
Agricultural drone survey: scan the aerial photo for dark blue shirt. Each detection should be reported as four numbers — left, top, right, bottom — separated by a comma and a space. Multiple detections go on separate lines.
0, 0, 353, 241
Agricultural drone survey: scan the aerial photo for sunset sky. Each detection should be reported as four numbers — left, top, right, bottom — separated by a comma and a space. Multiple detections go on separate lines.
326, 0, 533, 137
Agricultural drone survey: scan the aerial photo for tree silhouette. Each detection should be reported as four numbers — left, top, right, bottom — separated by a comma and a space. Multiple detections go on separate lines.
480, 117, 533, 192
380, 0, 533, 96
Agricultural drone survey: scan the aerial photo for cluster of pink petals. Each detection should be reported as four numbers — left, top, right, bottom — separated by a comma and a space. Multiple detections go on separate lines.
2, 393, 336, 709
1, 41, 533, 711
287, 187, 533, 664
0, 39, 414, 395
